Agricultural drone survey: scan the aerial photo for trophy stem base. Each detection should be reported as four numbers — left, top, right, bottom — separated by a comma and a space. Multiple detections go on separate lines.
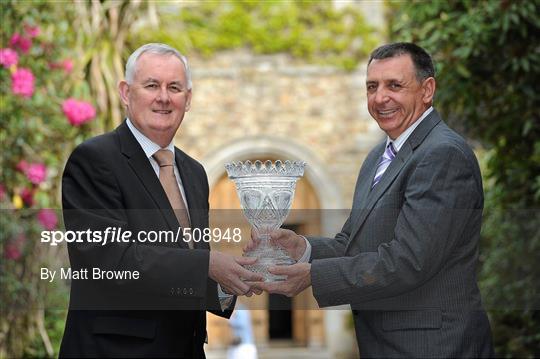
244, 236, 295, 282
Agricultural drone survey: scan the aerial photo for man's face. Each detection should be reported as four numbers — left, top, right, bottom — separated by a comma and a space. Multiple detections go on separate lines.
119, 52, 191, 145
366, 54, 434, 139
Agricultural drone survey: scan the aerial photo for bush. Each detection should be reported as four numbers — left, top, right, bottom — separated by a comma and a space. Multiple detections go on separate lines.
1, 2, 96, 357
390, 0, 540, 356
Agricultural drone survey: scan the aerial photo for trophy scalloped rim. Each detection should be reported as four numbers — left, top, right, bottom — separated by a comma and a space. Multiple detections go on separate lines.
225, 159, 306, 179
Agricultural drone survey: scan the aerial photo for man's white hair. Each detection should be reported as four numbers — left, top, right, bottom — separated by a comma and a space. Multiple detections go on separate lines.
124, 43, 192, 90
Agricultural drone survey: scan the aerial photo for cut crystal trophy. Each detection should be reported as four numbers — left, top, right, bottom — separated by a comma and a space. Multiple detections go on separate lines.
225, 160, 306, 282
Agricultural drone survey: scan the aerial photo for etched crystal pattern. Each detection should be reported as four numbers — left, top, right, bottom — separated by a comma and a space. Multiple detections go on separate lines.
225, 160, 306, 281
225, 159, 305, 178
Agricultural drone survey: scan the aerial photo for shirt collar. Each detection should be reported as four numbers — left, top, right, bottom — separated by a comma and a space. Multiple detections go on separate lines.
387, 106, 433, 152
126, 118, 175, 159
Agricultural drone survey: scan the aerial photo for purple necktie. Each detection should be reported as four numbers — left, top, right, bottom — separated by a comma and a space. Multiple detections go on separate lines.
372, 142, 397, 188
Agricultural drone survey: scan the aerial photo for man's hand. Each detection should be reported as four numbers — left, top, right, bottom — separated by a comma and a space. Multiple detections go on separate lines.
250, 262, 312, 297
244, 229, 307, 262
221, 285, 263, 297
209, 251, 264, 296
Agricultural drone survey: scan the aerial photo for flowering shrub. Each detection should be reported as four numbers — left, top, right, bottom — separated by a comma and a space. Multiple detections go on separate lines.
11, 67, 35, 97
61, 59, 73, 73
37, 209, 58, 231
20, 187, 35, 207
9, 33, 33, 53
62, 98, 97, 126
0, 48, 18, 67
19, 162, 47, 184
1, 22, 97, 210
0, 3, 97, 357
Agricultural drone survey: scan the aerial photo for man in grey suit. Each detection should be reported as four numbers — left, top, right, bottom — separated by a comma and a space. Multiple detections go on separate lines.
251, 43, 494, 357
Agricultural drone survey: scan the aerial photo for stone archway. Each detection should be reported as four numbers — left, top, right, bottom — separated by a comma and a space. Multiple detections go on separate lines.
202, 135, 346, 240
202, 136, 347, 349
202, 135, 344, 212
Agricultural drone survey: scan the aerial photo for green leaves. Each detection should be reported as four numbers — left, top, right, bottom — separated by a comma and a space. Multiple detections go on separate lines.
1, 2, 102, 357
391, 1, 540, 356
133, 1, 380, 70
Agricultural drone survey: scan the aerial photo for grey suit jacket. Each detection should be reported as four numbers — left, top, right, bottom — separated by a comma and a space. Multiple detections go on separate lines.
308, 110, 493, 358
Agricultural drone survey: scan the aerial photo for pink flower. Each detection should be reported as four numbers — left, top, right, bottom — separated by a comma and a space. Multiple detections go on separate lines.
16, 160, 28, 172
62, 98, 96, 126
9, 33, 32, 53
24, 163, 47, 184
49, 59, 73, 73
20, 187, 35, 206
4, 243, 22, 260
11, 68, 35, 98
24, 24, 40, 38
4, 233, 26, 261
38, 209, 58, 230
17, 160, 47, 184
0, 183, 5, 201
62, 59, 74, 73
0, 48, 18, 68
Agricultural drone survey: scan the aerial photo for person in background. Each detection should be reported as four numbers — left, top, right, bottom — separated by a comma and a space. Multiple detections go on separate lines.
227, 303, 257, 359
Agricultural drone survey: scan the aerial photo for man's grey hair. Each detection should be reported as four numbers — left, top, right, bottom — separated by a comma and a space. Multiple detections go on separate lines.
125, 43, 192, 90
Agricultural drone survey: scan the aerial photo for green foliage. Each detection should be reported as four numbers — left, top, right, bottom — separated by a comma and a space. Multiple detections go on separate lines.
390, 0, 540, 206
2, 0, 152, 355
1, 1, 94, 201
481, 190, 540, 357
390, 0, 540, 356
133, 1, 380, 70
1, 1, 95, 357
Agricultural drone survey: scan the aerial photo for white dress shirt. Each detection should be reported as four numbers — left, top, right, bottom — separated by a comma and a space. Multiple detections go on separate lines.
126, 118, 190, 214
387, 106, 433, 151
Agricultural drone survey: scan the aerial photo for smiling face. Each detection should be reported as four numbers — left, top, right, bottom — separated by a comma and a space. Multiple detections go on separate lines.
118, 52, 192, 147
366, 54, 435, 139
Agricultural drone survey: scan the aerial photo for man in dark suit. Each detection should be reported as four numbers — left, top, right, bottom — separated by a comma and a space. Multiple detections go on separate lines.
252, 43, 494, 357
59, 43, 262, 358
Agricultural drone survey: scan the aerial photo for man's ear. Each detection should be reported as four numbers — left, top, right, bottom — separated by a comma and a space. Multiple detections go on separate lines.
422, 77, 436, 104
185, 90, 192, 112
118, 80, 130, 107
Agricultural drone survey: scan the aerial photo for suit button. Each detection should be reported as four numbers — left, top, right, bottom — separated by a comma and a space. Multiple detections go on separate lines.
183, 288, 187, 295
189, 288, 194, 295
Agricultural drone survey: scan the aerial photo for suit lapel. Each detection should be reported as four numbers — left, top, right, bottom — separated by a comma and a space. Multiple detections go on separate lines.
175, 149, 198, 228
117, 122, 181, 233
347, 110, 442, 243
352, 142, 385, 210
174, 148, 209, 250
346, 145, 410, 244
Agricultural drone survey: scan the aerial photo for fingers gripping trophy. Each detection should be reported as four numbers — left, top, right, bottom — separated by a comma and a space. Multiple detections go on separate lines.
225, 160, 306, 282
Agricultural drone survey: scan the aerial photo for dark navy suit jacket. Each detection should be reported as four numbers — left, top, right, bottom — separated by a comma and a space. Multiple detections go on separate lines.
60, 121, 230, 358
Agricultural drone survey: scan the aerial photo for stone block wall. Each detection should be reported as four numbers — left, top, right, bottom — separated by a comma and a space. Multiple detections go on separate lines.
175, 50, 385, 207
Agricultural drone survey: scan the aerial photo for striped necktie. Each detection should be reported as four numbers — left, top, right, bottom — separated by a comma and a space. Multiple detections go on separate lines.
372, 142, 397, 188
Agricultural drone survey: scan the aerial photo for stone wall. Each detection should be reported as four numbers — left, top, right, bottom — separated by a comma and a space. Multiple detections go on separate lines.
175, 49, 385, 208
